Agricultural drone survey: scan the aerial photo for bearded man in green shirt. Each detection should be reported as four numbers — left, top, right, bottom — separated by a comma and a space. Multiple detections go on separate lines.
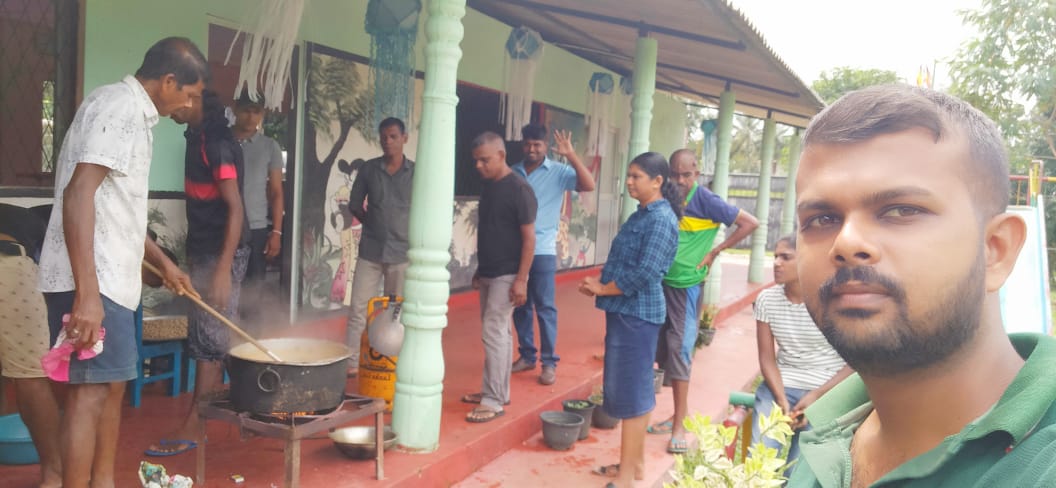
787, 84, 1056, 488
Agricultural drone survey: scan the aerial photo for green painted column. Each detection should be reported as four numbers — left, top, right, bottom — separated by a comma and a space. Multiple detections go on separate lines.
391, 0, 466, 452
780, 129, 802, 236
749, 116, 777, 283
703, 88, 735, 306
620, 34, 658, 224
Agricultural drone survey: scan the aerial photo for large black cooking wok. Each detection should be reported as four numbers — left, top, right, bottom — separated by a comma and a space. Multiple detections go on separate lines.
228, 338, 351, 413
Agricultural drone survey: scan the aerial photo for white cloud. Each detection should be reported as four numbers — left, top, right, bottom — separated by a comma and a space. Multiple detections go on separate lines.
730, 0, 981, 87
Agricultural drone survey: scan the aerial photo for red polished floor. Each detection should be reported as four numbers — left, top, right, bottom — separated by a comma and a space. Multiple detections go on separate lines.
1, 259, 769, 487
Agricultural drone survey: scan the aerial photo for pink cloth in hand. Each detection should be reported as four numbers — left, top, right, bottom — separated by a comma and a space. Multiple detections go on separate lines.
41, 314, 106, 382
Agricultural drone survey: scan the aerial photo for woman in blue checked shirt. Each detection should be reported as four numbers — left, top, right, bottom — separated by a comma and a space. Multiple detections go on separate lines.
580, 152, 681, 488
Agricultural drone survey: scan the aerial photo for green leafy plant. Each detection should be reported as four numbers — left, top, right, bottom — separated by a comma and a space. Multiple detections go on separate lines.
665, 404, 795, 488
695, 304, 720, 349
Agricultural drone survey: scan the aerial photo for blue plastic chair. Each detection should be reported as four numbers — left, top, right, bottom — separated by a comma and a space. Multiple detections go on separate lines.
182, 356, 229, 393
129, 305, 184, 407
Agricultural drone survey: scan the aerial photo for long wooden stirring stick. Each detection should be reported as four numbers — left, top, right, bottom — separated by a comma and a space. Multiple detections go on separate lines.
142, 260, 283, 362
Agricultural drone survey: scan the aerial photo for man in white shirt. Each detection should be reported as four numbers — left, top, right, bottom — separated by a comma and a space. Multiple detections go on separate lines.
37, 37, 206, 488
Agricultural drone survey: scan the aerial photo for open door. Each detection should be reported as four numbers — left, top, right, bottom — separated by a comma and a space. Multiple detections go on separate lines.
594, 127, 624, 263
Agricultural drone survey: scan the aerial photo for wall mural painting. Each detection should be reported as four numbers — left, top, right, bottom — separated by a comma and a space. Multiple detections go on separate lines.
299, 45, 607, 307
544, 107, 600, 270
300, 43, 421, 311
448, 198, 479, 290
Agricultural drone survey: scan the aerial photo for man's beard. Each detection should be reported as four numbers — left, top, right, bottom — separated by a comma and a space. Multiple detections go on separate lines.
812, 257, 985, 376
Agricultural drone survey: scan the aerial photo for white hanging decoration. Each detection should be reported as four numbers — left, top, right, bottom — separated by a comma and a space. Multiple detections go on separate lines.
585, 72, 614, 158
501, 26, 544, 141
225, 0, 307, 111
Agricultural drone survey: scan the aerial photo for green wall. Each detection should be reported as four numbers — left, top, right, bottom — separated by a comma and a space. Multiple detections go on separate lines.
83, 0, 686, 191
649, 92, 689, 158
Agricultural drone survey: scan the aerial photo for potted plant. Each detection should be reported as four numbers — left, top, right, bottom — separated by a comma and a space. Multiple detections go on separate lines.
695, 305, 719, 348
665, 405, 795, 487
588, 387, 620, 429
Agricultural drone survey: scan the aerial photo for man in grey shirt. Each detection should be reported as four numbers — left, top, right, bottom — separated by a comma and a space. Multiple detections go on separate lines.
345, 117, 414, 375
231, 90, 284, 315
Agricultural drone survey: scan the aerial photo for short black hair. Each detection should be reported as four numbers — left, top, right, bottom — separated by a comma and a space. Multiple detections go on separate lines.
200, 89, 232, 141
805, 84, 1008, 217
521, 123, 547, 141
135, 37, 209, 87
235, 86, 265, 109
668, 148, 698, 169
379, 117, 406, 134
775, 233, 797, 251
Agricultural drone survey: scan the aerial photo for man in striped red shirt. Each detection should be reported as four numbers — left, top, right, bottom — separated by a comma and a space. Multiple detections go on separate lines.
147, 89, 249, 456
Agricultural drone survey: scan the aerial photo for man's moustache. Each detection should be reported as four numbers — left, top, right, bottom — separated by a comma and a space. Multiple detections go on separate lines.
818, 266, 903, 304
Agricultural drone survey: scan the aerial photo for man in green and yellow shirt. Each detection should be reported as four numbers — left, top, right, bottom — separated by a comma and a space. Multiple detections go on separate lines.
649, 149, 757, 454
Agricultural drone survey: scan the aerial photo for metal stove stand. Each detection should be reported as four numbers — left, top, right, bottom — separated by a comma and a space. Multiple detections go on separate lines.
196, 393, 387, 487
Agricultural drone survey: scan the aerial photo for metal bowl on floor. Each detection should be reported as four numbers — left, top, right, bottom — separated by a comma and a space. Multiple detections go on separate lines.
329, 426, 397, 460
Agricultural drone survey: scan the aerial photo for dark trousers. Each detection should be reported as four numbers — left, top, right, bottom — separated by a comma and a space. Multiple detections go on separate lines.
245, 228, 270, 283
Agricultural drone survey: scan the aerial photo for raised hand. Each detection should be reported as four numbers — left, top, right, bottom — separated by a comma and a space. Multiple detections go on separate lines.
553, 129, 576, 159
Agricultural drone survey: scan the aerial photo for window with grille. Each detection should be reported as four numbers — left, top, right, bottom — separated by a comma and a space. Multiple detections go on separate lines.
0, 0, 79, 187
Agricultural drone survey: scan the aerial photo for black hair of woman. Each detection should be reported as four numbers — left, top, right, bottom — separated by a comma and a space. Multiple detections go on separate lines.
630, 151, 683, 218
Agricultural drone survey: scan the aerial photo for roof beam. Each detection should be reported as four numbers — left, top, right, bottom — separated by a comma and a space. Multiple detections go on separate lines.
656, 80, 812, 124
554, 42, 801, 99
656, 61, 801, 98
477, 0, 746, 51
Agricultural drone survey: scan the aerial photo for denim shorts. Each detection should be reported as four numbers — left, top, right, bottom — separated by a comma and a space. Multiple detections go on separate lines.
602, 311, 662, 419
44, 291, 137, 384
656, 284, 701, 381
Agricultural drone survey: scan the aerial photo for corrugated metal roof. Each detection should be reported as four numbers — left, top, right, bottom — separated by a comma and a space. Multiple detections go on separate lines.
467, 0, 825, 127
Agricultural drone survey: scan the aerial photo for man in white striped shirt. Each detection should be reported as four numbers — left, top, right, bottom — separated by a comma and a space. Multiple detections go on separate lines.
752, 234, 852, 461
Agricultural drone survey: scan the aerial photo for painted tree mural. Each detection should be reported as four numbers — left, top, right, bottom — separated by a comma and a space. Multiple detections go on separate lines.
300, 46, 375, 309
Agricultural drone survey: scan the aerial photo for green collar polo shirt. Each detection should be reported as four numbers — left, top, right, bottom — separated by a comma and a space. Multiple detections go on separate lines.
788, 333, 1056, 488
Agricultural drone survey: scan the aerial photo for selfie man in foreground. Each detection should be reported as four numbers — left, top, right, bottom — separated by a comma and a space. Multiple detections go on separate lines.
788, 84, 1056, 487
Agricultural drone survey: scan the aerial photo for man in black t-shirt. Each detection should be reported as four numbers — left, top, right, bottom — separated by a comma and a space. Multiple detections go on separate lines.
463, 132, 536, 423
147, 89, 249, 457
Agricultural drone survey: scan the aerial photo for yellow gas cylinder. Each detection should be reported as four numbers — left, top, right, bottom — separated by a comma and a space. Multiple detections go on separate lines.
358, 295, 401, 412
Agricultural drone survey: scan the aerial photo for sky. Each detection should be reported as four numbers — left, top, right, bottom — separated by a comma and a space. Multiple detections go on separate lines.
728, 0, 982, 87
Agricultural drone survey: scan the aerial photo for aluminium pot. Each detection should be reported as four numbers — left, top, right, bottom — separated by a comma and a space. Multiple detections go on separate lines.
228, 338, 351, 413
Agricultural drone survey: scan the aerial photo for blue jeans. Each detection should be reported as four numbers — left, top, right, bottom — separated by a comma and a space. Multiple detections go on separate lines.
752, 382, 811, 463
512, 255, 559, 367
44, 291, 137, 383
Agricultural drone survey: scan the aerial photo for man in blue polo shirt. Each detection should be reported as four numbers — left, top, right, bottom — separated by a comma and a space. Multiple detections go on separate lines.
511, 123, 595, 385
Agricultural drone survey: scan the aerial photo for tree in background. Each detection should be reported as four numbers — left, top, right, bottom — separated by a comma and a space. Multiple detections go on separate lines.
947, 0, 1055, 174
947, 0, 1056, 289
811, 67, 901, 104
683, 100, 793, 176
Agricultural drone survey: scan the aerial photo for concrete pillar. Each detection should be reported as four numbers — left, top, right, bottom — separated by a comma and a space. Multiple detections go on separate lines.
703, 88, 735, 306
620, 33, 658, 224
780, 129, 802, 236
391, 0, 466, 451
748, 115, 777, 283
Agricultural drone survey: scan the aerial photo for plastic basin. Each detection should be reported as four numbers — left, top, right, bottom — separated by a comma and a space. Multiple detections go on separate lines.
0, 414, 39, 465
540, 411, 583, 451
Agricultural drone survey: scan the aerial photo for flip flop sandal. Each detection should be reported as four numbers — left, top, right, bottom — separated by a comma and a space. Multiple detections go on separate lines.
461, 393, 510, 405
647, 420, 673, 435
465, 407, 505, 423
667, 437, 689, 454
144, 439, 198, 457
591, 464, 620, 478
